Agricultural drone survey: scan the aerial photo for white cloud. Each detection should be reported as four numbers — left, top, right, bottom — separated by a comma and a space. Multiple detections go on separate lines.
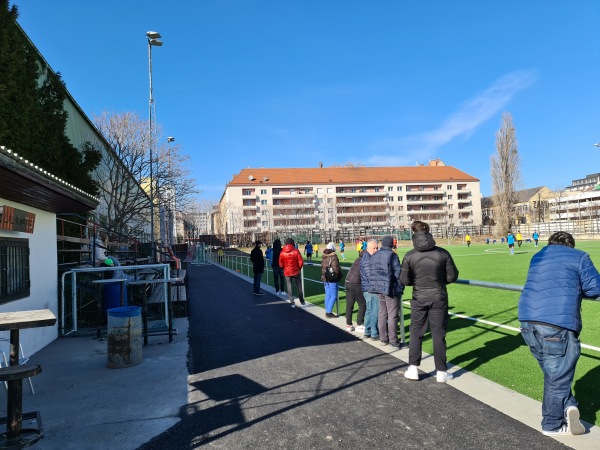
366, 69, 537, 165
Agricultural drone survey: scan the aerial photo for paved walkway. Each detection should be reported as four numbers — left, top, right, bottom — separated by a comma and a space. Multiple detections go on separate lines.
6, 262, 600, 449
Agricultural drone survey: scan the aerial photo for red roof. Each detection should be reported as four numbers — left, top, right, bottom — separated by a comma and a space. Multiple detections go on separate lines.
228, 166, 479, 186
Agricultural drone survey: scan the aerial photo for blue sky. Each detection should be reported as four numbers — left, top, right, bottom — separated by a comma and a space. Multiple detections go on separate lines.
15, 1, 600, 200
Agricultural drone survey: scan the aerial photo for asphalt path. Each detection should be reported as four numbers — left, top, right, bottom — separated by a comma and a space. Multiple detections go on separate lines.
139, 264, 568, 449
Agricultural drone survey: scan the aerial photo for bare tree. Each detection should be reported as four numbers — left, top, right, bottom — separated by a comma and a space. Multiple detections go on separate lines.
491, 112, 522, 235
550, 187, 567, 225
91, 111, 199, 237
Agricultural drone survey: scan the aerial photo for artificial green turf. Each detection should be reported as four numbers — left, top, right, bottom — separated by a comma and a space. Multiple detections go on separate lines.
227, 240, 600, 426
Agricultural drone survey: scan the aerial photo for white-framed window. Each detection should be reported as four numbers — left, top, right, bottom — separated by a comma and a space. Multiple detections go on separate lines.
273, 189, 280, 195
327, 188, 334, 193
317, 188, 323, 194
243, 189, 252, 195
261, 200, 267, 205
447, 185, 453, 190
262, 221, 268, 226
260, 189, 267, 195
397, 186, 403, 191
388, 186, 393, 192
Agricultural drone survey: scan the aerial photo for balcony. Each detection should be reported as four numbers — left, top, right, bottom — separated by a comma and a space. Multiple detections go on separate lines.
335, 191, 386, 197
406, 208, 447, 214
338, 220, 388, 228
272, 192, 314, 199
271, 203, 315, 210
406, 198, 446, 204
337, 211, 387, 218
273, 212, 315, 220
242, 204, 257, 210
336, 200, 386, 208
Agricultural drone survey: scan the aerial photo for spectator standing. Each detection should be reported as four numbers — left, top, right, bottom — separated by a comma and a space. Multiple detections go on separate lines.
344, 251, 367, 332
507, 232, 515, 255
250, 240, 265, 295
271, 239, 286, 296
516, 231, 523, 247
518, 232, 600, 436
265, 244, 273, 266
360, 240, 380, 341
369, 236, 403, 348
533, 230, 540, 247
305, 241, 313, 261
279, 238, 307, 308
401, 221, 458, 382
321, 242, 343, 318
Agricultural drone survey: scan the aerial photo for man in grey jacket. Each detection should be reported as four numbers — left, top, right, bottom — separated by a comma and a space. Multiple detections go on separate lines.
401, 221, 458, 382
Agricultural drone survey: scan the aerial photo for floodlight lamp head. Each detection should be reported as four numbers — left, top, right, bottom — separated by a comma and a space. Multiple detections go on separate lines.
149, 38, 163, 46
593, 143, 600, 148
146, 31, 161, 39
167, 137, 175, 142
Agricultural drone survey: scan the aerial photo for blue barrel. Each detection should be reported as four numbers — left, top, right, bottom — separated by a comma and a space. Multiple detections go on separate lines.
107, 306, 142, 368
103, 281, 128, 312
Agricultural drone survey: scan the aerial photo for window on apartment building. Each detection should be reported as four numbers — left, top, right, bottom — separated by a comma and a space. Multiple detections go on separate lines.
397, 186, 403, 191
262, 221, 268, 226
290, 189, 296, 195
244, 200, 253, 206
243, 189, 252, 195
398, 196, 403, 201
447, 185, 453, 190
390, 206, 395, 211
398, 206, 404, 211
448, 204, 453, 209
375, 187, 381, 192
448, 195, 453, 200
260, 189, 267, 195
0, 238, 30, 303
317, 188, 323, 194
261, 211, 268, 216
327, 188, 334, 193
273, 189, 280, 195
261, 200, 267, 205
388, 196, 393, 202
388, 186, 393, 192
449, 214, 454, 219
327, 198, 333, 204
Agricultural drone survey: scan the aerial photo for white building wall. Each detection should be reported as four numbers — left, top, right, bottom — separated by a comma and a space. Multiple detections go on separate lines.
0, 199, 59, 355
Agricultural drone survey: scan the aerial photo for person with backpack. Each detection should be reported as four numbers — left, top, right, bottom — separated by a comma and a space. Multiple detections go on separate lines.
321, 242, 343, 318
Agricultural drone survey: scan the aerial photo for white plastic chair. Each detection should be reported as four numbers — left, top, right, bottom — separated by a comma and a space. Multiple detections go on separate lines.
0, 338, 34, 394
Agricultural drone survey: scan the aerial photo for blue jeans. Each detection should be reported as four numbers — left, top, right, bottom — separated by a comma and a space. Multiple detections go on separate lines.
363, 292, 379, 337
253, 272, 262, 294
324, 282, 338, 313
520, 321, 580, 432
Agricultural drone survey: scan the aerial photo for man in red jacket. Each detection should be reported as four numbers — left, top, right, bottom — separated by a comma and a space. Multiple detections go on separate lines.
278, 238, 307, 308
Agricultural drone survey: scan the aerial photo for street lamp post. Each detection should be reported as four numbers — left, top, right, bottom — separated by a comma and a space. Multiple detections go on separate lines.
147, 31, 163, 260
167, 136, 175, 245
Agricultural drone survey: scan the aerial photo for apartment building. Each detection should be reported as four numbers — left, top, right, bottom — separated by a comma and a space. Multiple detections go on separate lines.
217, 161, 481, 238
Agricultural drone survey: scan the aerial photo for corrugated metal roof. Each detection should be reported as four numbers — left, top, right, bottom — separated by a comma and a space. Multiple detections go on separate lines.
228, 166, 479, 186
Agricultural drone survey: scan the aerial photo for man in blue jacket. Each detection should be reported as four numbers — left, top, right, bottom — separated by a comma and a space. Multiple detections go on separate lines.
360, 240, 379, 340
369, 235, 403, 348
519, 231, 600, 436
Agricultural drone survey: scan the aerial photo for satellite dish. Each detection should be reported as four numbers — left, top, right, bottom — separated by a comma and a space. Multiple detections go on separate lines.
248, 175, 255, 181
263, 176, 268, 181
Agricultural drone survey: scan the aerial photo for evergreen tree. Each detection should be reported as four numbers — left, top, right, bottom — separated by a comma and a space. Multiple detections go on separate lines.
0, 1, 100, 195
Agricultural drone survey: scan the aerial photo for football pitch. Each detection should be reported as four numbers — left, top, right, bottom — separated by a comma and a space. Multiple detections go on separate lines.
237, 240, 600, 426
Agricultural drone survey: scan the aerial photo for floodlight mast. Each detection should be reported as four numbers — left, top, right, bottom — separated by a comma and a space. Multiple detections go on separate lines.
147, 30, 163, 261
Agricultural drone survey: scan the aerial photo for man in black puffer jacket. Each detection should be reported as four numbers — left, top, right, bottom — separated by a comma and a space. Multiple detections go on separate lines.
400, 220, 458, 383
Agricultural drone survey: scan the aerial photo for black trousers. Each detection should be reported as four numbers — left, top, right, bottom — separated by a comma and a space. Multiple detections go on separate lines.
344, 282, 366, 326
408, 299, 449, 371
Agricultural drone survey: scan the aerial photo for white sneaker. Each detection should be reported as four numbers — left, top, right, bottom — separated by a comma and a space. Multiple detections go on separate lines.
300, 303, 309, 308
404, 365, 419, 381
290, 302, 296, 308
542, 425, 569, 436
566, 406, 585, 435
275, 291, 280, 295
355, 325, 365, 333
436, 371, 453, 383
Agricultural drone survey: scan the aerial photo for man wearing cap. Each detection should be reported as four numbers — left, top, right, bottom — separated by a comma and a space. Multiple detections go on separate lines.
250, 240, 265, 295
